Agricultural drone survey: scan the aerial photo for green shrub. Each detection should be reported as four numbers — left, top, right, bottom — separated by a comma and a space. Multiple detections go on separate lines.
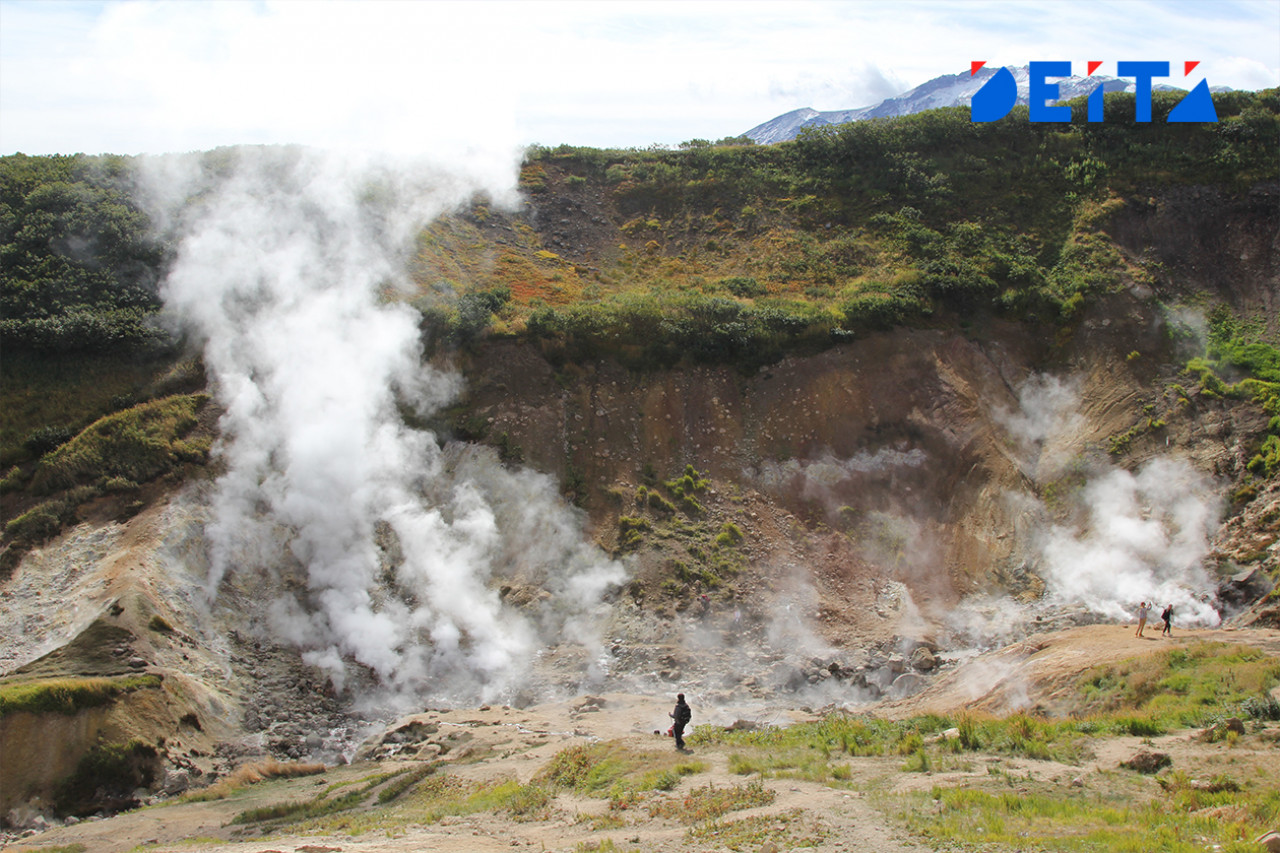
32, 394, 209, 493
715, 521, 744, 547
4, 504, 64, 542
23, 425, 75, 458
0, 465, 26, 494
720, 276, 765, 298
617, 515, 651, 550
647, 491, 678, 514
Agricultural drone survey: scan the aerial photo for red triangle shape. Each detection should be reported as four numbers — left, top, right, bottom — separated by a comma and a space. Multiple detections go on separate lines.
971, 61, 986, 76
1185, 60, 1200, 76
1088, 61, 1103, 76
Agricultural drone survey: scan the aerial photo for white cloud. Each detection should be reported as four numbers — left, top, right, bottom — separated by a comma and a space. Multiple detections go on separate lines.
1, 0, 1277, 155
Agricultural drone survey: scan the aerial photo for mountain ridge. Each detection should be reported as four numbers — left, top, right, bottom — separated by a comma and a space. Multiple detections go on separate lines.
745, 64, 1231, 143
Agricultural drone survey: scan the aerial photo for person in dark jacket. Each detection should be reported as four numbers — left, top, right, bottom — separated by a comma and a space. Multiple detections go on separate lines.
670, 693, 692, 751
1161, 604, 1174, 636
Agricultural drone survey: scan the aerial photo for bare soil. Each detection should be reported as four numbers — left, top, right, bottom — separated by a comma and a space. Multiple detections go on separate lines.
6, 625, 1278, 853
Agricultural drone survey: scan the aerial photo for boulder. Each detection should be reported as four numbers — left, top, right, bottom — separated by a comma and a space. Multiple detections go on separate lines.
888, 672, 929, 700
1218, 567, 1275, 613
1121, 751, 1171, 773
910, 646, 938, 671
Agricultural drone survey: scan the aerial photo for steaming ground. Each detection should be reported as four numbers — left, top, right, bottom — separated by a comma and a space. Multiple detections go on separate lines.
138, 147, 625, 709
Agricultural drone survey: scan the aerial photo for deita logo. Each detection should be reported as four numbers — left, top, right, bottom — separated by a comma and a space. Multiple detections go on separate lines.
971, 61, 1218, 123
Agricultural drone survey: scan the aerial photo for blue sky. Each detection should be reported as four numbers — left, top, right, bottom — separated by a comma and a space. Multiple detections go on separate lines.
1, 0, 1277, 157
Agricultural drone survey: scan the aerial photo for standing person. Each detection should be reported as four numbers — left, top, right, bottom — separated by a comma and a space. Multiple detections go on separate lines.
1161, 604, 1174, 636
1135, 601, 1150, 638
669, 693, 692, 751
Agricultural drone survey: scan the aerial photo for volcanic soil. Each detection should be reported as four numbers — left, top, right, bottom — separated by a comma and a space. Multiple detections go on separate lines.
6, 625, 1279, 853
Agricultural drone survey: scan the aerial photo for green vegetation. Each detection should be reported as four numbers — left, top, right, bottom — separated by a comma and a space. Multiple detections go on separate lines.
179, 759, 327, 803
32, 393, 209, 493
0, 674, 163, 717
2, 393, 211, 555
231, 769, 400, 825
0, 153, 167, 353
431, 90, 1278, 371
646, 779, 775, 822
1181, 305, 1280, 479
4, 94, 1276, 386
618, 466, 748, 598
1075, 642, 1280, 727
685, 808, 830, 850
376, 761, 440, 803
893, 772, 1280, 853
0, 351, 199, 469
696, 640, 1280, 782
534, 740, 703, 806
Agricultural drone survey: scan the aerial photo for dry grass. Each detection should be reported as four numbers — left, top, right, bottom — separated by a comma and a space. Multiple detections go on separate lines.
182, 758, 326, 802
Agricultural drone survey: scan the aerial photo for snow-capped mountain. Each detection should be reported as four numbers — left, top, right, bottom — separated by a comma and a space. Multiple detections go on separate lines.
744, 66, 1214, 144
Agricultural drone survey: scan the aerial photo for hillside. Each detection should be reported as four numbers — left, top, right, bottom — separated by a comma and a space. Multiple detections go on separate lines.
2, 90, 1279, 845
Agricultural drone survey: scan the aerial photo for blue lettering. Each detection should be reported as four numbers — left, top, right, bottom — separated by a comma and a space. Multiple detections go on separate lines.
1029, 61, 1073, 122
1116, 61, 1169, 122
971, 66, 1018, 122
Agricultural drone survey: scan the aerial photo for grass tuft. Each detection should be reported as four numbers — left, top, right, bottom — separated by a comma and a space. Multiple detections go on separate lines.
0, 674, 162, 717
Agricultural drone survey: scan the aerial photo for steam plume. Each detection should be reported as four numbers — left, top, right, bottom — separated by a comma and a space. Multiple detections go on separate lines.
1000, 373, 1223, 627
141, 146, 623, 703
1037, 457, 1222, 625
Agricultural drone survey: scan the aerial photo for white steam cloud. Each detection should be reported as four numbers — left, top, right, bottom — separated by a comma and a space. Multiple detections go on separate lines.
755, 445, 928, 492
996, 373, 1085, 479
997, 373, 1223, 628
1037, 457, 1222, 626
141, 146, 624, 703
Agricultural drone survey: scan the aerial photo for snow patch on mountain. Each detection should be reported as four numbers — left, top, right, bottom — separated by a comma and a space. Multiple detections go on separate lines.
745, 65, 1210, 144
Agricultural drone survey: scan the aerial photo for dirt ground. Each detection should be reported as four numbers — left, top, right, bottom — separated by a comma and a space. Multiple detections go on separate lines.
6, 625, 1279, 853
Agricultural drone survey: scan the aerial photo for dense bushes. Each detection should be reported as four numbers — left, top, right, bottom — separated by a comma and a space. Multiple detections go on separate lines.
1, 153, 167, 353
523, 291, 845, 372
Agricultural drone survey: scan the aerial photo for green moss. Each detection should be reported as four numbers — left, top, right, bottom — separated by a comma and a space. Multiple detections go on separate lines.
0, 674, 163, 717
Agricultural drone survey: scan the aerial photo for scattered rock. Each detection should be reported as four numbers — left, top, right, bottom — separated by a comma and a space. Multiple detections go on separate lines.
1201, 717, 1247, 742
888, 672, 929, 700
1218, 567, 1275, 613
1256, 830, 1280, 853
910, 646, 938, 671
1120, 751, 1171, 773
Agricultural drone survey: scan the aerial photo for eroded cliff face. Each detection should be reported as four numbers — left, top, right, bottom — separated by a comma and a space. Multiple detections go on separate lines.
455, 260, 1277, 623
